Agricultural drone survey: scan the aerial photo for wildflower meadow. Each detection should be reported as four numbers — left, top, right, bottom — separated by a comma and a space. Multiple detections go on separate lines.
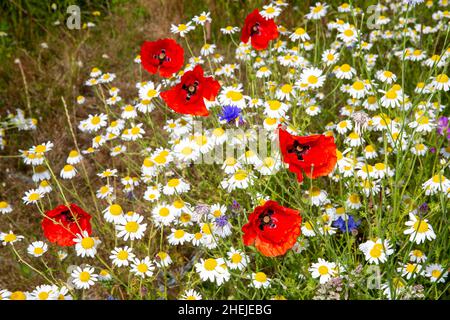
0, 0, 449, 302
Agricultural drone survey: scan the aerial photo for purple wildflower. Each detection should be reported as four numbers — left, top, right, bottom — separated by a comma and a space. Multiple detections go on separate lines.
419, 202, 429, 214
437, 116, 450, 140
231, 199, 241, 212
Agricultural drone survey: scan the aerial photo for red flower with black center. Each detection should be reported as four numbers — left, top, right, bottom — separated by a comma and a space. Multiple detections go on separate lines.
160, 65, 220, 116
242, 200, 302, 257
140, 38, 184, 78
241, 9, 279, 50
279, 126, 337, 183
42, 203, 92, 246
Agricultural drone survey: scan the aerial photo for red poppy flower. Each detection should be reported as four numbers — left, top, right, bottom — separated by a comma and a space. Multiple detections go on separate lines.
242, 200, 302, 257
160, 65, 220, 116
140, 38, 184, 78
42, 203, 92, 246
278, 126, 337, 183
241, 9, 279, 50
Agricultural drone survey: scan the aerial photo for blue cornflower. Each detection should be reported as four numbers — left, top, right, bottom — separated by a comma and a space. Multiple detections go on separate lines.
219, 105, 243, 124
215, 215, 229, 227
332, 216, 360, 233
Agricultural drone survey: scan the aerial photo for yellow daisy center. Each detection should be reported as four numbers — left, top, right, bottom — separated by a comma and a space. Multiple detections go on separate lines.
386, 90, 397, 99
344, 29, 354, 37
436, 74, 449, 83
231, 253, 242, 264
79, 271, 91, 282
234, 170, 248, 181
204, 258, 218, 271
4, 233, 16, 242
125, 221, 139, 233
307, 75, 318, 84
431, 269, 442, 278
34, 145, 47, 153
340, 64, 351, 72
147, 89, 157, 98
168, 178, 180, 187
226, 91, 243, 101
137, 263, 148, 273
369, 244, 383, 258
352, 81, 364, 90
413, 220, 429, 233
318, 265, 329, 275
81, 237, 95, 249
159, 207, 170, 217
255, 272, 267, 282
117, 250, 129, 260
174, 229, 185, 239
91, 116, 101, 125
181, 147, 193, 155
38, 292, 49, 300
109, 204, 123, 216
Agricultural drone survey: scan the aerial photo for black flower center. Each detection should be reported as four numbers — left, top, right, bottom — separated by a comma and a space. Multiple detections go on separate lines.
287, 140, 310, 161
251, 22, 260, 36
61, 210, 76, 223
182, 80, 199, 101
258, 208, 275, 230
153, 49, 171, 65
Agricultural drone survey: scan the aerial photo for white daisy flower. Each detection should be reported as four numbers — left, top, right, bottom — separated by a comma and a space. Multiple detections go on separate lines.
220, 26, 239, 35
162, 178, 190, 195
195, 258, 230, 285
22, 189, 44, 205
116, 214, 147, 241
260, 4, 281, 20
298, 67, 326, 89
110, 246, 135, 267
167, 228, 193, 245
305, 2, 328, 20
71, 265, 98, 289
130, 257, 155, 278
226, 247, 248, 270
425, 264, 448, 283
27, 241, 48, 257
193, 11, 211, 26
30, 285, 58, 300
151, 203, 176, 226
404, 211, 436, 244
155, 251, 172, 268
309, 258, 337, 284
170, 22, 195, 37
74, 231, 101, 258
180, 289, 202, 300
359, 238, 394, 264
60, 164, 77, 179
290, 27, 310, 42
220, 170, 254, 192
250, 272, 271, 289
103, 204, 124, 224
422, 174, 450, 195
0, 201, 13, 214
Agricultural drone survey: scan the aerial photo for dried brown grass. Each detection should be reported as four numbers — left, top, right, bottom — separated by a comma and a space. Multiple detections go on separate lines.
0, 0, 180, 291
